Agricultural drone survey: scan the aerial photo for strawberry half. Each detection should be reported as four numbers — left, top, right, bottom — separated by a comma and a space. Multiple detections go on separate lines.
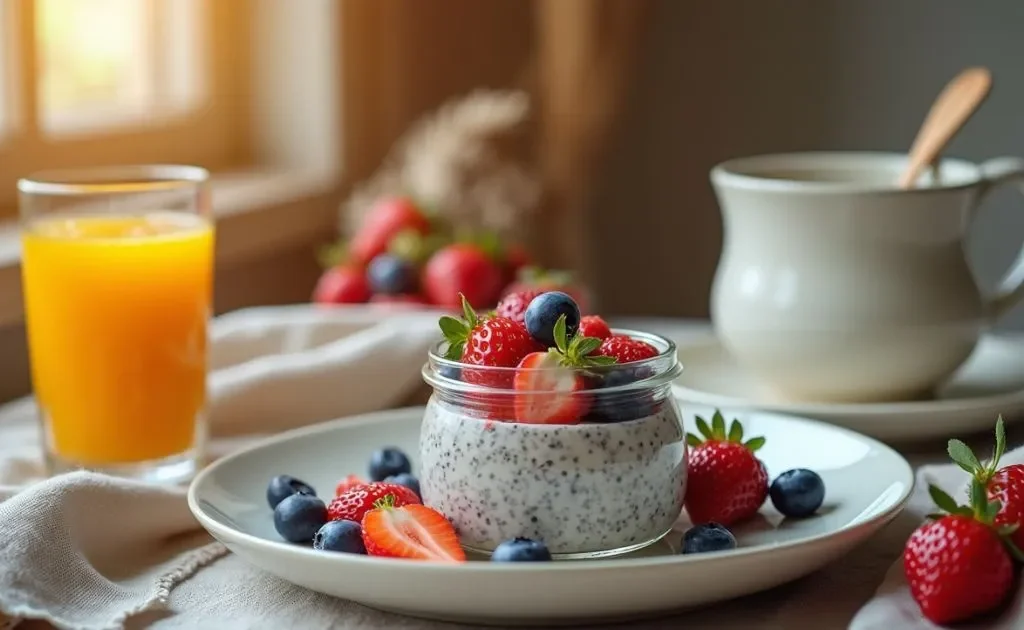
361, 497, 467, 562
512, 315, 616, 424
327, 482, 421, 523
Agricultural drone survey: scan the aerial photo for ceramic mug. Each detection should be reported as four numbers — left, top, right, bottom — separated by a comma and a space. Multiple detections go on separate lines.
709, 152, 1024, 403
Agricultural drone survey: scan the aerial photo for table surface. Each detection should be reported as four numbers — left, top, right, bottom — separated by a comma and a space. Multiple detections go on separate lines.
9, 317, 988, 629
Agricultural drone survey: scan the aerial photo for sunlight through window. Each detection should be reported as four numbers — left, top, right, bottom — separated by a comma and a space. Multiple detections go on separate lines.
35, 0, 204, 133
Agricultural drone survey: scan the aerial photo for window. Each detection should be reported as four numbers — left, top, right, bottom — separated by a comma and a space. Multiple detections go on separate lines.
0, 0, 253, 215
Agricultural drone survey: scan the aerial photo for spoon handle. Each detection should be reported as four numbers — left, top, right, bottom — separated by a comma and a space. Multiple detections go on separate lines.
898, 67, 992, 189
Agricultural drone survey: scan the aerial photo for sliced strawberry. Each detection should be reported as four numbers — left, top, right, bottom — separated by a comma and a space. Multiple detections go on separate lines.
512, 315, 617, 424
513, 352, 589, 424
362, 500, 467, 562
334, 474, 366, 497
327, 482, 421, 523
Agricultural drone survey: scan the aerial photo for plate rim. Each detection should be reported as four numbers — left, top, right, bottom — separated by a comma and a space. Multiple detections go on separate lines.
672, 335, 1024, 416
188, 405, 915, 574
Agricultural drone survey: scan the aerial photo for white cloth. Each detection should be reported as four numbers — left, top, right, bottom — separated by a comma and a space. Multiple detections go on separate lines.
0, 306, 441, 630
850, 447, 1024, 629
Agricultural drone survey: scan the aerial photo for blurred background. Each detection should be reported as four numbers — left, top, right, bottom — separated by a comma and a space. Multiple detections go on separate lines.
1, 0, 1024, 403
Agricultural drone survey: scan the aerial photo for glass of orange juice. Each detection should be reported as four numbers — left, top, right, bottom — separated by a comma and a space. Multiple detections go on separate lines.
19, 166, 214, 484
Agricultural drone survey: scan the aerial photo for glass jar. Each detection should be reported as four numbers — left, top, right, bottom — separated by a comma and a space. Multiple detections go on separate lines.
420, 330, 686, 559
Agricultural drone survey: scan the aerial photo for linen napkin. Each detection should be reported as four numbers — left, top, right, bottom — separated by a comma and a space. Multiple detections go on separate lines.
0, 305, 441, 630
850, 446, 1024, 629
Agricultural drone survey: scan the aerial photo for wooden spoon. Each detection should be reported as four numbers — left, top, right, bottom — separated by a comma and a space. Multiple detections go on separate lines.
898, 67, 992, 189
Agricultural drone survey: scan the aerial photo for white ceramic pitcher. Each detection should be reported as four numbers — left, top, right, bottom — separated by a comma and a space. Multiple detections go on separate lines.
710, 151, 1024, 403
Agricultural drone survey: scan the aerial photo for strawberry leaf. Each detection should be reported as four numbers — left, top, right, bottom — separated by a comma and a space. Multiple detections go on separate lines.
711, 411, 726, 440
460, 294, 479, 328
695, 415, 713, 441
743, 436, 766, 452
990, 415, 1007, 477
575, 337, 602, 357
553, 315, 568, 354
728, 420, 743, 443
929, 485, 961, 515
438, 316, 464, 339
947, 439, 982, 475
686, 433, 702, 447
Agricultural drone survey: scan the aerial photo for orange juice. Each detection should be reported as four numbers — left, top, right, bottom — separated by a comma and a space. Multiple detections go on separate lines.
21, 213, 214, 465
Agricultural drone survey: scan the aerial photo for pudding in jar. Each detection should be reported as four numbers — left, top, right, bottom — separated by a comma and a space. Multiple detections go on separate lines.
419, 292, 686, 558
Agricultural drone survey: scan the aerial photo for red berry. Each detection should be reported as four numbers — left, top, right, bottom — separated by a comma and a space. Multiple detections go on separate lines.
513, 352, 588, 424
904, 487, 1015, 625
423, 244, 503, 309
361, 501, 466, 562
988, 463, 1024, 549
312, 266, 371, 304
327, 482, 421, 523
684, 412, 768, 526
578, 315, 612, 340
502, 267, 589, 312
596, 336, 658, 363
495, 290, 542, 323
350, 197, 430, 265
946, 416, 1024, 550
438, 296, 541, 388
334, 474, 366, 497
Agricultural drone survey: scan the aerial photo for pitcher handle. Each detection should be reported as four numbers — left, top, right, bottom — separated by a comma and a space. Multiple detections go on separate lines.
976, 157, 1024, 321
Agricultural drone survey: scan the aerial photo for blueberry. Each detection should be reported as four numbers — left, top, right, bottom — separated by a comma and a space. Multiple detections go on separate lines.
313, 519, 367, 554
438, 364, 461, 381
585, 369, 655, 423
491, 537, 552, 562
681, 523, 737, 554
368, 447, 412, 481
384, 472, 421, 498
524, 291, 580, 347
266, 474, 316, 509
273, 493, 328, 543
770, 468, 825, 518
367, 254, 417, 295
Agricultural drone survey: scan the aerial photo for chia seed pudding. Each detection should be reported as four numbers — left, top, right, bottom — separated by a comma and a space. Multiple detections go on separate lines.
419, 399, 686, 557
420, 325, 687, 558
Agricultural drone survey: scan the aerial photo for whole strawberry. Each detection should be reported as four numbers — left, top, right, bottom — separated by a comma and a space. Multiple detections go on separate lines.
349, 197, 430, 265
904, 483, 1017, 625
495, 290, 542, 323
684, 411, 768, 526
947, 416, 1024, 549
423, 244, 504, 309
578, 315, 612, 340
312, 265, 371, 305
597, 336, 659, 364
327, 482, 421, 523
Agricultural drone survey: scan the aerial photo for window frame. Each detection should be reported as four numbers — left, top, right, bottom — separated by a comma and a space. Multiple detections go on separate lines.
0, 0, 345, 327
0, 0, 256, 215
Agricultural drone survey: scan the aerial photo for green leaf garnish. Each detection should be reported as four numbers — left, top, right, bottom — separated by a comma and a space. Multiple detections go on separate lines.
544, 314, 619, 369
437, 294, 480, 361
688, 409, 766, 453
947, 439, 982, 475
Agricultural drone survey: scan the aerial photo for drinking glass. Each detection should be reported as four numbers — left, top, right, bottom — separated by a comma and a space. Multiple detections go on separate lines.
19, 165, 214, 484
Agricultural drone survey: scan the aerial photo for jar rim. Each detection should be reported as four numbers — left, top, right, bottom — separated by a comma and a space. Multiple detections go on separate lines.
423, 328, 683, 395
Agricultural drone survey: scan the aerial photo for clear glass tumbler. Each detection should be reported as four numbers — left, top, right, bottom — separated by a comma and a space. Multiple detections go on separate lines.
19, 165, 214, 484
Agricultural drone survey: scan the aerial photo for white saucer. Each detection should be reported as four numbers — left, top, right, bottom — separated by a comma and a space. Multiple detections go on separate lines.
672, 333, 1024, 443
189, 406, 912, 625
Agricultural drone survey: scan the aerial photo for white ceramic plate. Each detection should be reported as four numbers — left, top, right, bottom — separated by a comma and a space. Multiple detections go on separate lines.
672, 334, 1024, 443
188, 406, 912, 626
